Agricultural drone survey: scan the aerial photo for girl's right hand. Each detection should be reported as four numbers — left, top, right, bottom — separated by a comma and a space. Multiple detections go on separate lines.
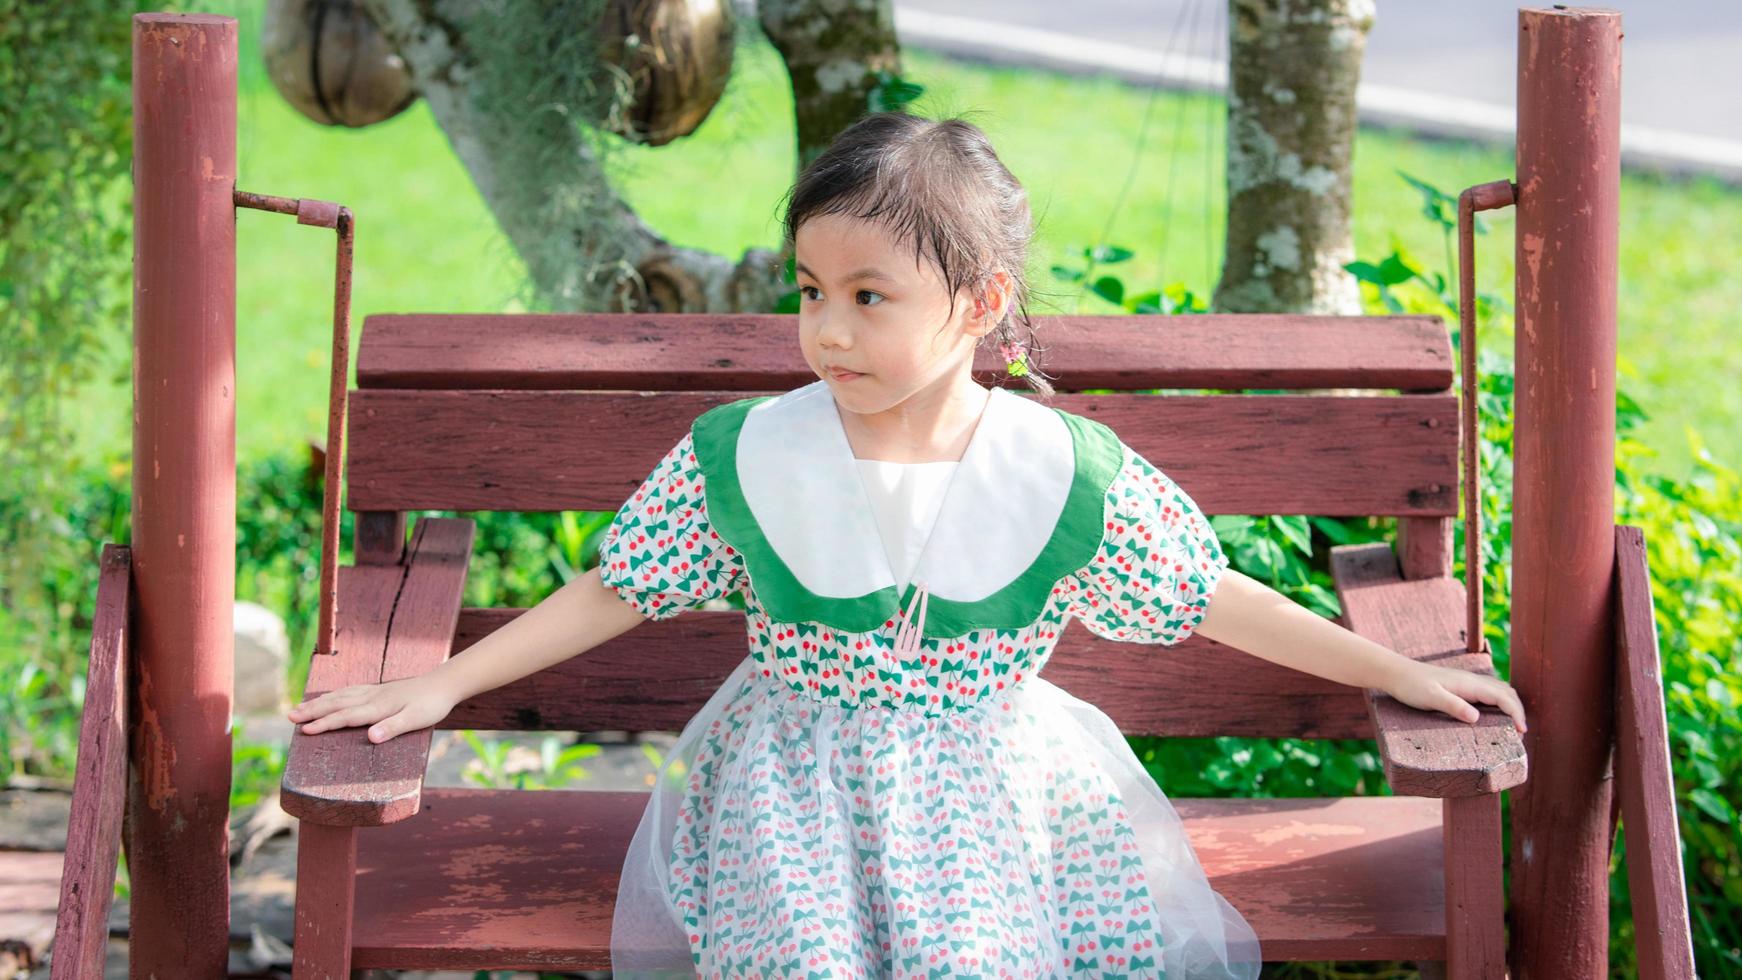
286, 675, 459, 744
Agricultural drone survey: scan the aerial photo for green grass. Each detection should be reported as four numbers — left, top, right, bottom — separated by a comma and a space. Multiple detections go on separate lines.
80, 1, 1741, 478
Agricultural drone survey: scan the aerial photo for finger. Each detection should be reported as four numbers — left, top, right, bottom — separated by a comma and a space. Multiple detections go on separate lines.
1466, 679, 1528, 732
289, 688, 358, 718
1475, 681, 1526, 731
1440, 692, 1480, 724
367, 709, 408, 743
300, 704, 379, 734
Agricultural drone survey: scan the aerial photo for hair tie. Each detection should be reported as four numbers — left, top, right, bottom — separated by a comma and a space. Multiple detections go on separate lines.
998, 340, 1030, 378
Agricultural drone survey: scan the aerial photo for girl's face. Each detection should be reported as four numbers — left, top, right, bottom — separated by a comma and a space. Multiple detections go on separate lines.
794, 212, 1007, 416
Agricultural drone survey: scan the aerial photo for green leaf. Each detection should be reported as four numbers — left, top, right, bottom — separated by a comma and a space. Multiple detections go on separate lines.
1090, 275, 1124, 305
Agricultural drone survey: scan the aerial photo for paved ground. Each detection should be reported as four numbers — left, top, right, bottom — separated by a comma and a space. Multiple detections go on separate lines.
895, 0, 1742, 180
8, 713, 667, 979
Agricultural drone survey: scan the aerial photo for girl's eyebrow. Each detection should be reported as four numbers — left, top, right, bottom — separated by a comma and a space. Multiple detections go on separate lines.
795, 261, 897, 285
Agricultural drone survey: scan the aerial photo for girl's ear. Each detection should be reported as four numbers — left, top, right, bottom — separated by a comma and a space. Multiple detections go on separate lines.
976, 271, 1012, 326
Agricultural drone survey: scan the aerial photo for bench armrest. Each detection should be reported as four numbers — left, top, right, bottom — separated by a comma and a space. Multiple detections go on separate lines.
281, 517, 475, 826
1331, 542, 1528, 798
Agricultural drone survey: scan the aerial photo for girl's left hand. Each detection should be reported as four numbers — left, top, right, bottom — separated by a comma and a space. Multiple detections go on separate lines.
1384, 662, 1528, 733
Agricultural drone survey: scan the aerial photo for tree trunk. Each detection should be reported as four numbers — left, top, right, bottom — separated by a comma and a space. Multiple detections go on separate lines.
757, 0, 901, 173
1213, 0, 1373, 316
360, 0, 781, 313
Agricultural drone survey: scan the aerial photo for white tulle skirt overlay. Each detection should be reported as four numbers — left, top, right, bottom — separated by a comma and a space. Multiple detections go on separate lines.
611, 656, 1262, 979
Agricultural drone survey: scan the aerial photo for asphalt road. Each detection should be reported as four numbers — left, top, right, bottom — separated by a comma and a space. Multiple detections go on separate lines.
897, 0, 1742, 146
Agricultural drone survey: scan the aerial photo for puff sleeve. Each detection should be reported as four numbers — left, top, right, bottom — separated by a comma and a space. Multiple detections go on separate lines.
595, 430, 746, 620
1061, 444, 1230, 644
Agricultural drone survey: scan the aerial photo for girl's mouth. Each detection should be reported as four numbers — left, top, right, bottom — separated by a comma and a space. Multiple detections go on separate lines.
829, 368, 864, 381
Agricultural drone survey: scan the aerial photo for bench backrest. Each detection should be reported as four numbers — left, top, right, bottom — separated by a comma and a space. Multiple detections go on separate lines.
344, 312, 1459, 740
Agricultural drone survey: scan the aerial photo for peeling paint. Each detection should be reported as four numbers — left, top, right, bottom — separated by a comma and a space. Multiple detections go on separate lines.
135, 668, 179, 811
1251, 819, 1367, 845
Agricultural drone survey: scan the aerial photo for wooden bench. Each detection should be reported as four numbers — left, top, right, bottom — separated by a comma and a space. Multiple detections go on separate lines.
279, 311, 1528, 977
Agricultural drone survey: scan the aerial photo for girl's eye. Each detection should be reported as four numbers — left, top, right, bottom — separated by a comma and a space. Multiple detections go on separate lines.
799, 285, 883, 306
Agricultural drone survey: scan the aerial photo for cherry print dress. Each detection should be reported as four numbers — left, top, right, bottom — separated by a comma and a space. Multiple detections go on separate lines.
602, 380, 1262, 979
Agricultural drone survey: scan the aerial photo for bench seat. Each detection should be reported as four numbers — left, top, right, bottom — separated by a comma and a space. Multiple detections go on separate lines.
345, 788, 1446, 971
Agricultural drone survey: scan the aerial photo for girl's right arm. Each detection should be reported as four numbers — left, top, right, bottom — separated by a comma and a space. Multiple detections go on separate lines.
286, 564, 651, 743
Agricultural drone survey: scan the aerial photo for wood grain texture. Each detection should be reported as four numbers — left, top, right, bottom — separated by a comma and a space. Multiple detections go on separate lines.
291, 821, 358, 979
443, 607, 1375, 739
1442, 794, 1506, 979
279, 310, 1511, 971
1330, 542, 1527, 797
357, 312, 1453, 391
353, 510, 406, 565
282, 518, 473, 826
341, 788, 1446, 970
1613, 525, 1696, 980
51, 544, 130, 980
344, 389, 1458, 516
1398, 515, 1455, 580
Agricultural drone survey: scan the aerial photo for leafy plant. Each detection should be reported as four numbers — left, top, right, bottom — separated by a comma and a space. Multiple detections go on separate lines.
456, 730, 605, 791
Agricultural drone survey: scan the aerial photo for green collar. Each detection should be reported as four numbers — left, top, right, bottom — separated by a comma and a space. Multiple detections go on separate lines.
692, 385, 1123, 637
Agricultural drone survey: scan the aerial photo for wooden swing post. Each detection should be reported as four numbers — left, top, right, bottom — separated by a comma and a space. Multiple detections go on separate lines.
128, 12, 239, 977
1511, 6, 1624, 976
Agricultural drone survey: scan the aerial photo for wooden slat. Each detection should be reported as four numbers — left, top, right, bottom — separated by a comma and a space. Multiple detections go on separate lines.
1613, 525, 1697, 980
357, 312, 1454, 392
441, 609, 1375, 739
52, 544, 131, 980
1329, 542, 1528, 797
282, 518, 474, 826
1442, 794, 1507, 979
344, 390, 1458, 516
354, 510, 407, 565
292, 822, 358, 978
344, 788, 1444, 971
1398, 515, 1455, 580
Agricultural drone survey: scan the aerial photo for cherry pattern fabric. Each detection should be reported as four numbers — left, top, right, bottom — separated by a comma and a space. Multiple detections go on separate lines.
601, 431, 1257, 979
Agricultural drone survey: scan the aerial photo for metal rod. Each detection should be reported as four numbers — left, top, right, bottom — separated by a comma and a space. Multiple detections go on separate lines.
233, 192, 355, 660
1456, 178, 1517, 656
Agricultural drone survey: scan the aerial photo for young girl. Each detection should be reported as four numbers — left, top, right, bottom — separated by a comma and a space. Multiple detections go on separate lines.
288, 111, 1527, 979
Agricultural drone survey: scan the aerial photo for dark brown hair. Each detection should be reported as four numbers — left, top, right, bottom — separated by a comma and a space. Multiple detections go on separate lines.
778, 111, 1056, 398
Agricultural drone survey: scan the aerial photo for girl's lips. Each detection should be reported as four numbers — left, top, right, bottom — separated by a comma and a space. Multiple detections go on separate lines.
829, 368, 864, 380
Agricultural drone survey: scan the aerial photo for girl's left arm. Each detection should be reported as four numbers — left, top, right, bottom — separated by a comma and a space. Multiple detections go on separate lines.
1194, 568, 1528, 733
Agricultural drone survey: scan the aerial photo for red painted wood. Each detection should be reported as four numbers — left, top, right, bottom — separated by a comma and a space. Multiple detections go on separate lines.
52, 544, 130, 980
339, 788, 1444, 970
1511, 9, 1625, 976
291, 311, 1508, 969
129, 14, 239, 979
344, 390, 1458, 516
281, 519, 472, 826
291, 821, 358, 979
282, 562, 406, 824
356, 312, 1454, 392
1398, 516, 1455, 581
1329, 542, 1527, 797
1443, 794, 1506, 980
353, 511, 406, 566
1613, 525, 1696, 980
443, 608, 1374, 739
